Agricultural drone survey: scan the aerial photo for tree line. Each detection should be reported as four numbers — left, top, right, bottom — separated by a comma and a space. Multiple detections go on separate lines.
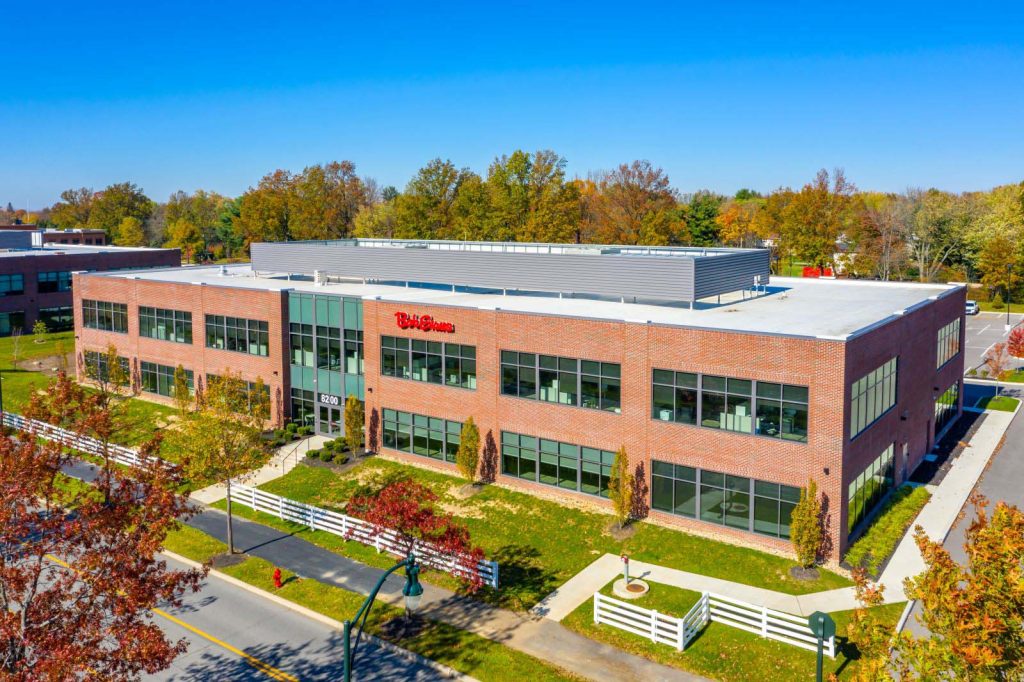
17, 153, 1024, 295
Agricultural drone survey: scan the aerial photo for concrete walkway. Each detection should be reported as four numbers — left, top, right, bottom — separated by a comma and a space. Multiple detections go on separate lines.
189, 435, 329, 504
187, 508, 705, 682
534, 404, 1018, 621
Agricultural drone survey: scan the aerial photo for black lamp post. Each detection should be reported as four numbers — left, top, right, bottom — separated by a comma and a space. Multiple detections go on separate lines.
1007, 264, 1013, 329
342, 553, 423, 682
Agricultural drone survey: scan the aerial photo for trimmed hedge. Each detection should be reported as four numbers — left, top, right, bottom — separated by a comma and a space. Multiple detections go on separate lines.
845, 485, 932, 576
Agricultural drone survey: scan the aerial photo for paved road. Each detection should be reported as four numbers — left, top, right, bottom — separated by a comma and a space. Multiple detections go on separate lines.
904, 399, 1023, 637
149, 557, 442, 681
964, 311, 1023, 371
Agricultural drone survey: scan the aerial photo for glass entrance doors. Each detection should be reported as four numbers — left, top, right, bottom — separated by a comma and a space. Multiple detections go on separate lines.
318, 404, 342, 436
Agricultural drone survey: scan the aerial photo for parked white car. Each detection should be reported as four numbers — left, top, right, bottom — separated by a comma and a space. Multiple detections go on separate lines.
966, 301, 980, 315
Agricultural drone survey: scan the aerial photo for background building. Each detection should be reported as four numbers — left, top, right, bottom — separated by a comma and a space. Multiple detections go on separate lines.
73, 239, 965, 558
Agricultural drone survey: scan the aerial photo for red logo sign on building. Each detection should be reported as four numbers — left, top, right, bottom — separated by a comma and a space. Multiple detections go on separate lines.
394, 311, 455, 333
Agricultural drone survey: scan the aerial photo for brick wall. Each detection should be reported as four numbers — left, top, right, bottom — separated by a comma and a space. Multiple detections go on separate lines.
73, 274, 289, 425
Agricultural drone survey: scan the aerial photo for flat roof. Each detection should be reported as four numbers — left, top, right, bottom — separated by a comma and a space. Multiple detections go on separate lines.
91, 264, 961, 341
0, 244, 166, 259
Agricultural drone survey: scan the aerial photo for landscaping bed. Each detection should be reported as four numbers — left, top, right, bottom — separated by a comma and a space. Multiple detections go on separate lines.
162, 525, 582, 682
843, 485, 932, 577
561, 577, 906, 682
217, 457, 852, 612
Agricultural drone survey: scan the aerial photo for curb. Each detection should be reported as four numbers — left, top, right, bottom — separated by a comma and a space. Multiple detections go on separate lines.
161, 550, 476, 682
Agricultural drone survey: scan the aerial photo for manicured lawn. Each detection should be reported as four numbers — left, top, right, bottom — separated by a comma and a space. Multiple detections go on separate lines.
977, 395, 1021, 412
161, 525, 582, 682
844, 486, 931, 576
218, 458, 852, 612
562, 578, 906, 682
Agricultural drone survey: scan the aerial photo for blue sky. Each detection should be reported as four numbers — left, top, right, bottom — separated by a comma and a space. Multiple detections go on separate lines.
4, 1, 1024, 208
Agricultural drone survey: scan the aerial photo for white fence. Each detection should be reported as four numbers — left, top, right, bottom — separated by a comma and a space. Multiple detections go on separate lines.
230, 483, 500, 589
594, 591, 836, 657
2, 412, 165, 469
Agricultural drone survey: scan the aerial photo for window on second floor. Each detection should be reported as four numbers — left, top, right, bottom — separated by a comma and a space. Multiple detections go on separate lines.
0, 274, 24, 296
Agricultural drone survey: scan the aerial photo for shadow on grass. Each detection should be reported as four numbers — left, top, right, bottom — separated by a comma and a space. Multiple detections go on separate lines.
488, 543, 560, 611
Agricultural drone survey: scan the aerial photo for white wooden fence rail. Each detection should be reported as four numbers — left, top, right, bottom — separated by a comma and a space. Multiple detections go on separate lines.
594, 591, 836, 657
230, 483, 500, 589
2, 412, 166, 469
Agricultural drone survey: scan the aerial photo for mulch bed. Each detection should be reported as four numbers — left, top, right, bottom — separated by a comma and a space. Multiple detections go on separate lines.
909, 411, 987, 486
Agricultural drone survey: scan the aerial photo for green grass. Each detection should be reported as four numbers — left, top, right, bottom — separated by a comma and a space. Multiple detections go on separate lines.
216, 458, 851, 612
977, 395, 1021, 412
562, 578, 906, 682
776, 261, 811, 277
844, 486, 931, 576
161, 525, 582, 681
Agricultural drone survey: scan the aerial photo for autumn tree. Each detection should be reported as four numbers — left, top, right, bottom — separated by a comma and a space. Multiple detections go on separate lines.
345, 479, 485, 591
907, 188, 971, 282
608, 446, 634, 528
589, 161, 680, 245
1008, 326, 1024, 360
288, 161, 368, 240
455, 416, 480, 484
343, 394, 364, 454
977, 232, 1023, 300
353, 200, 399, 238
778, 169, 857, 270
393, 158, 472, 240
479, 150, 581, 243
790, 478, 822, 568
984, 342, 1012, 395
896, 497, 1024, 680
843, 569, 898, 681
171, 371, 271, 554
116, 215, 147, 246
48, 187, 94, 228
850, 192, 911, 280
235, 169, 293, 245
716, 196, 765, 248
86, 182, 153, 239
0, 397, 203, 678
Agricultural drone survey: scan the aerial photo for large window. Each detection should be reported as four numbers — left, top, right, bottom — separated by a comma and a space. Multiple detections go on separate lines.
345, 330, 364, 375
850, 358, 898, 439
651, 460, 800, 539
317, 326, 341, 371
37, 271, 72, 293
382, 409, 462, 463
0, 274, 24, 296
935, 381, 959, 434
381, 336, 476, 389
207, 315, 269, 356
290, 388, 314, 427
500, 431, 615, 497
83, 349, 129, 383
289, 322, 314, 366
39, 306, 73, 331
847, 444, 895, 533
82, 299, 128, 333
500, 351, 620, 413
652, 369, 809, 443
0, 312, 24, 337
936, 318, 961, 369
140, 361, 193, 398
140, 306, 192, 344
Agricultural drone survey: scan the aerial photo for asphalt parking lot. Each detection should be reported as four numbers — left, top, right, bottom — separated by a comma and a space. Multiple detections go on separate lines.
963, 311, 1024, 371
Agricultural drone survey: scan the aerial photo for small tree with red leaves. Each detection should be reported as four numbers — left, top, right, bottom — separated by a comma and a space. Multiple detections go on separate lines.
984, 342, 1012, 396
0, 400, 204, 677
345, 479, 485, 592
1008, 326, 1024, 361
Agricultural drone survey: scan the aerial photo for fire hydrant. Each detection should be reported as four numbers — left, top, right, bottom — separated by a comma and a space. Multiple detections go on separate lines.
272, 567, 283, 589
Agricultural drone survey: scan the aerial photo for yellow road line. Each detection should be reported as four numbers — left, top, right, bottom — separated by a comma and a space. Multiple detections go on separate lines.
45, 554, 298, 682
153, 606, 299, 682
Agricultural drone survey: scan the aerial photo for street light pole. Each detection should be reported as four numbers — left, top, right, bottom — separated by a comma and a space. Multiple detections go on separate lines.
1007, 264, 1013, 330
342, 553, 423, 682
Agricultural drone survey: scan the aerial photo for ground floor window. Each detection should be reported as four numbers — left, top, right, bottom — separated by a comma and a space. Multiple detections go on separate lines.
847, 443, 895, 533
934, 381, 959, 434
39, 306, 73, 332
651, 460, 799, 539
500, 432, 615, 497
83, 349, 129, 384
290, 388, 314, 427
382, 408, 461, 463
140, 361, 193, 398
0, 311, 25, 337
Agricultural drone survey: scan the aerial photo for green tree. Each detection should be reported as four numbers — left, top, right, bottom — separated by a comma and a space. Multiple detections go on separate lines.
455, 417, 480, 483
778, 169, 857, 270
115, 216, 147, 246
607, 446, 634, 528
482, 150, 581, 243
288, 161, 368, 240
343, 394, 364, 454
172, 371, 271, 554
48, 187, 94, 228
682, 190, 725, 245
31, 320, 48, 341
790, 478, 822, 568
172, 365, 191, 416
86, 182, 153, 239
393, 159, 470, 239
353, 201, 399, 238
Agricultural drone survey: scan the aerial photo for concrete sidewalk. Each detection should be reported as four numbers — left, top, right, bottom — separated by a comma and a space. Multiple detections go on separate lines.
187, 508, 706, 682
189, 435, 328, 504
534, 404, 1018, 620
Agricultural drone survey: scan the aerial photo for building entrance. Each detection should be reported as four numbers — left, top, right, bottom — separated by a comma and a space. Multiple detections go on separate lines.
317, 394, 343, 436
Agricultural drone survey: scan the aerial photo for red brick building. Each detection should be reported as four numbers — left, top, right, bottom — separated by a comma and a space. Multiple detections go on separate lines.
73, 240, 965, 558
0, 236, 179, 336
